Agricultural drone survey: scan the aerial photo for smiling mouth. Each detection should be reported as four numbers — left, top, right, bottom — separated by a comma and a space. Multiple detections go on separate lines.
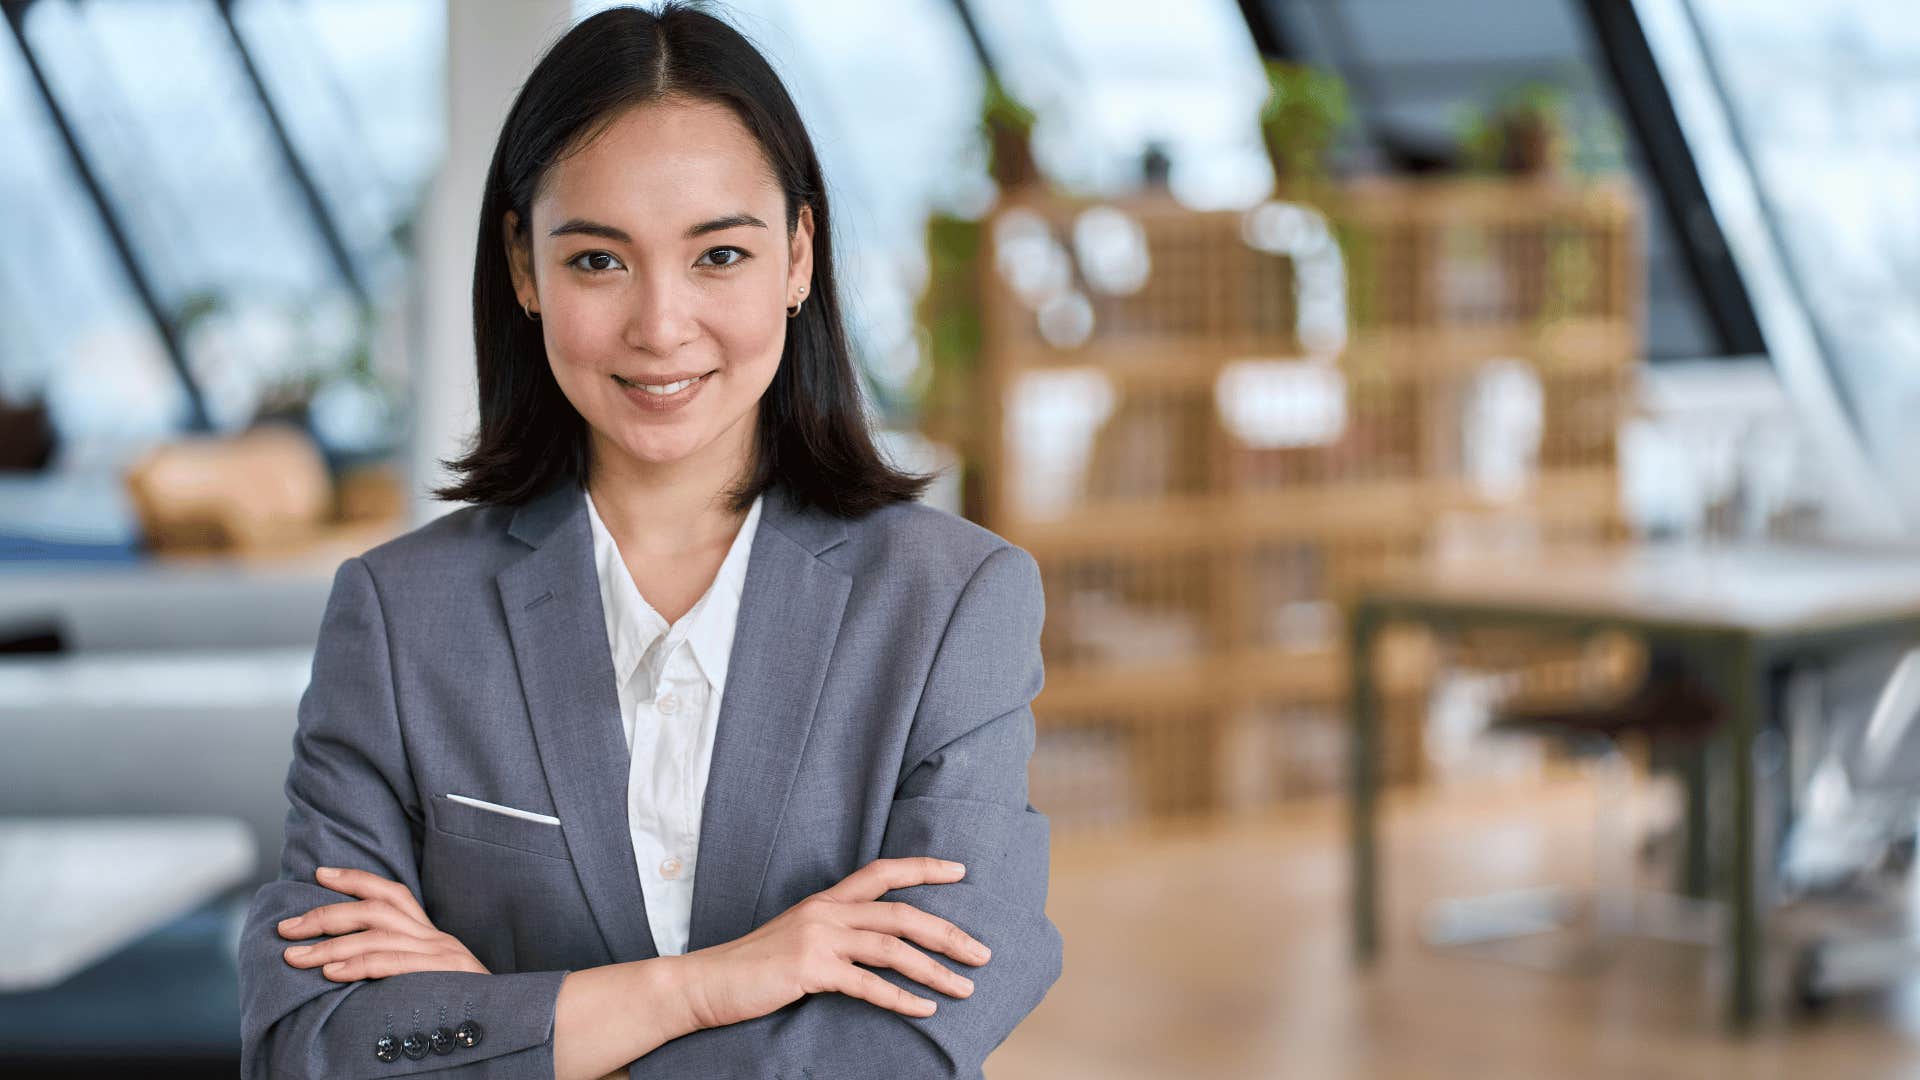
612, 371, 714, 395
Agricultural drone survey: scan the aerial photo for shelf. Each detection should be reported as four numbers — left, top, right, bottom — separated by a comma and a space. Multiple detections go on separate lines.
1004, 466, 1620, 555
997, 318, 1637, 380
1035, 640, 1435, 716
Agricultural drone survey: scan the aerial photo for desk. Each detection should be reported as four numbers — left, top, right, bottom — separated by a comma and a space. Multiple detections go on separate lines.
0, 816, 255, 991
1348, 542, 1920, 1028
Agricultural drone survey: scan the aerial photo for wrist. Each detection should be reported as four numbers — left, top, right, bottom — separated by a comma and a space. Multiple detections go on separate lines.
647, 952, 709, 1037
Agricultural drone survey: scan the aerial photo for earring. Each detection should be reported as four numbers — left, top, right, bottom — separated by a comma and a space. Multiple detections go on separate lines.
786, 283, 807, 319
523, 303, 540, 322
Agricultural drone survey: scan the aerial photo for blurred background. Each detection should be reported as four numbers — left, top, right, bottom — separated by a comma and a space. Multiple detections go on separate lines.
3, 0, 1920, 1075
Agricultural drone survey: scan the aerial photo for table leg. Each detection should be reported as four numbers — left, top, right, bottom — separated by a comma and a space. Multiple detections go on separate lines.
1681, 743, 1712, 899
1717, 636, 1766, 1029
1350, 603, 1381, 964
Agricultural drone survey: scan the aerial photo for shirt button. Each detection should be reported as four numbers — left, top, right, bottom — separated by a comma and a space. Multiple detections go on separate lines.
657, 693, 679, 714
660, 855, 683, 880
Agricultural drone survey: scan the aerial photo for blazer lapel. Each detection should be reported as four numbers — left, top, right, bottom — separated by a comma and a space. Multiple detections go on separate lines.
686, 485, 850, 951
497, 477, 851, 962
498, 478, 658, 963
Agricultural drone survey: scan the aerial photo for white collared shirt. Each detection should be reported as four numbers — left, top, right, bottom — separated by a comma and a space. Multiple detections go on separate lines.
583, 487, 763, 956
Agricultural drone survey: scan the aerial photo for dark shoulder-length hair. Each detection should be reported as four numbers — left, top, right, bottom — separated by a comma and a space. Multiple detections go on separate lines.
432, 1, 934, 518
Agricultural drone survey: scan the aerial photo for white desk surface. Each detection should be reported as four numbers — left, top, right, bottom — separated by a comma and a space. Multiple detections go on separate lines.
1369, 541, 1920, 636
0, 815, 256, 992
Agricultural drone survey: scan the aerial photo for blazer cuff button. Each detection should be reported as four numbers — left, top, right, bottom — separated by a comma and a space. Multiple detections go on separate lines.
373, 1034, 400, 1063
402, 1031, 430, 1060
455, 1019, 485, 1048
430, 1026, 456, 1054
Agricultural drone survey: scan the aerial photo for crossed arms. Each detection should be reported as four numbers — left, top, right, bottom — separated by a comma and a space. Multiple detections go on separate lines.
238, 545, 1061, 1078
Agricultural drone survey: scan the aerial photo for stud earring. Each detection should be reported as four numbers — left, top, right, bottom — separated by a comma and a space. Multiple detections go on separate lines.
786, 283, 808, 319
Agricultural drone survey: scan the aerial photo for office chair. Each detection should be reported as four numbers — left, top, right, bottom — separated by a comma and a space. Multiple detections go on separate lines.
1421, 642, 1723, 970
1781, 644, 1920, 1008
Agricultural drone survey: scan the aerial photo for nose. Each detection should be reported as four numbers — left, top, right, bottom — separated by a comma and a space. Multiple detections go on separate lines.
621, 268, 700, 356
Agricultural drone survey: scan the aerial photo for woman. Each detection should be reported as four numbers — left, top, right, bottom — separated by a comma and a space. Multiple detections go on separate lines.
236, 5, 1061, 1077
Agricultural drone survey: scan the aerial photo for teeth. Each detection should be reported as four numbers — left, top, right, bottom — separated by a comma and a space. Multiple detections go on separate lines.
628, 374, 703, 395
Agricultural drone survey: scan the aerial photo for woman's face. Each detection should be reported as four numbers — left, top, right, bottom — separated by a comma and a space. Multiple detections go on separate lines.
504, 97, 814, 483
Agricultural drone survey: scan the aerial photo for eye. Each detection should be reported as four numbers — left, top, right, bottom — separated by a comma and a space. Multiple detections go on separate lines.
567, 251, 624, 274
699, 246, 752, 270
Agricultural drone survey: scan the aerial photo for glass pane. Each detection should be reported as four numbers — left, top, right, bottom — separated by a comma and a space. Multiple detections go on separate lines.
230, 0, 446, 292
0, 21, 185, 446
967, 0, 1271, 208
1687, 0, 1920, 514
23, 0, 359, 429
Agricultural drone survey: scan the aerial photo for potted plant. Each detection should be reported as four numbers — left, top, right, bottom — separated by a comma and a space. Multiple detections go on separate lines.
980, 74, 1040, 192
915, 210, 987, 519
1258, 60, 1349, 188
1455, 81, 1572, 176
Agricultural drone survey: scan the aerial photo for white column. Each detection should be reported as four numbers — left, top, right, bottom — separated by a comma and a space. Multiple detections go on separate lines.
409, 0, 575, 526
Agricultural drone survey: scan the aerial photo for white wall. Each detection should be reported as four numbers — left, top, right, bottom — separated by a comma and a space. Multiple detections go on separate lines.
408, 0, 576, 526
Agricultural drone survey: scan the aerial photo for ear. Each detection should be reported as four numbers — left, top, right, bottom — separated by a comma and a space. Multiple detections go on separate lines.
787, 203, 815, 304
503, 209, 537, 312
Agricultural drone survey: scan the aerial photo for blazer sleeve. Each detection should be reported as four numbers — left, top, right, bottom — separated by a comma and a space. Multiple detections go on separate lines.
237, 556, 571, 1079
627, 543, 1064, 1079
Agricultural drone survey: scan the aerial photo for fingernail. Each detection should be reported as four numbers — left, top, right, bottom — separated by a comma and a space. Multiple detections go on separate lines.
286, 945, 310, 957
277, 917, 298, 930
957, 976, 974, 993
972, 941, 991, 961
943, 861, 965, 873
317, 867, 337, 879
323, 962, 344, 974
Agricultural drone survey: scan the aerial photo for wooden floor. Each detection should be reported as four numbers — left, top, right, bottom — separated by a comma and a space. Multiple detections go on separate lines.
986, 773, 1920, 1079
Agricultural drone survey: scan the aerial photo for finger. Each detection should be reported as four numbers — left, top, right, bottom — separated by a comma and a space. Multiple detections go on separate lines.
818, 857, 965, 904
316, 948, 480, 983
843, 930, 975, 999
278, 899, 435, 942
312, 866, 432, 926
847, 901, 991, 966
283, 929, 442, 970
826, 964, 937, 1018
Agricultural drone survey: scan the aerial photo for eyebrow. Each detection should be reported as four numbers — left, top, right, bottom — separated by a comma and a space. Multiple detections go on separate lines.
548, 213, 769, 243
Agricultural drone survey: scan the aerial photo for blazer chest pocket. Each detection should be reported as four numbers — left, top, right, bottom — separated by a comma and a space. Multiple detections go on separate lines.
429, 793, 572, 861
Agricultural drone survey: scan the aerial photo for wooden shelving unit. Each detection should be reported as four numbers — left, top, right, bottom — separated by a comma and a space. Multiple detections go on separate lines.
925, 177, 1642, 830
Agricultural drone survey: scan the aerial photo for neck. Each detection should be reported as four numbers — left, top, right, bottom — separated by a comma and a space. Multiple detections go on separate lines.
584, 424, 755, 559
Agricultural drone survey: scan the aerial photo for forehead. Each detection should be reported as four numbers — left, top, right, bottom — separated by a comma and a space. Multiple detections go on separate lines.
534, 98, 781, 232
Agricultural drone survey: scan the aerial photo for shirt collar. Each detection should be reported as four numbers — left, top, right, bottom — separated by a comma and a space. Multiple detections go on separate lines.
583, 489, 764, 697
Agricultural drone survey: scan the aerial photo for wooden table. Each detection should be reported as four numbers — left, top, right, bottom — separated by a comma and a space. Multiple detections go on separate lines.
0, 816, 255, 991
1347, 541, 1920, 1028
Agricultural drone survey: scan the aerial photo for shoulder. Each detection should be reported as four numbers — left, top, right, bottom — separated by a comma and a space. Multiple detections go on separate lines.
346, 500, 523, 595
830, 498, 1040, 603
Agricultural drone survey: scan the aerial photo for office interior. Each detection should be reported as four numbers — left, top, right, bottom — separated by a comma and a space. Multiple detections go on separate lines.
3, 0, 1919, 1075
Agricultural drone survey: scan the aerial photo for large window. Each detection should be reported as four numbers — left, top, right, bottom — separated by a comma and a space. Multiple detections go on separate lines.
2, 0, 441, 453
0, 15, 179, 447
1625, 0, 1916, 533
1683, 0, 1920, 524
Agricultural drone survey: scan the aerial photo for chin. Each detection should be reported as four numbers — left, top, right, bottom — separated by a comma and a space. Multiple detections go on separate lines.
615, 432, 707, 467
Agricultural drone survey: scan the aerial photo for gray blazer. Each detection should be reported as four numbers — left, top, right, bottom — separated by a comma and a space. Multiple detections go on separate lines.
238, 477, 1062, 1078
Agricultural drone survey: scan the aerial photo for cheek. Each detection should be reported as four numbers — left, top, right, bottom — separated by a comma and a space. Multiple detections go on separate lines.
713, 303, 789, 380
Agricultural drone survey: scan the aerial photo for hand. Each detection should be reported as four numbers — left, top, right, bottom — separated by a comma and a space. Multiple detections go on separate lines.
277, 865, 490, 982
676, 856, 990, 1030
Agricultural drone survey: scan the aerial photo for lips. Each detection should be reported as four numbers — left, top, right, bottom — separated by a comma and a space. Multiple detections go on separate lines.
610, 368, 718, 386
